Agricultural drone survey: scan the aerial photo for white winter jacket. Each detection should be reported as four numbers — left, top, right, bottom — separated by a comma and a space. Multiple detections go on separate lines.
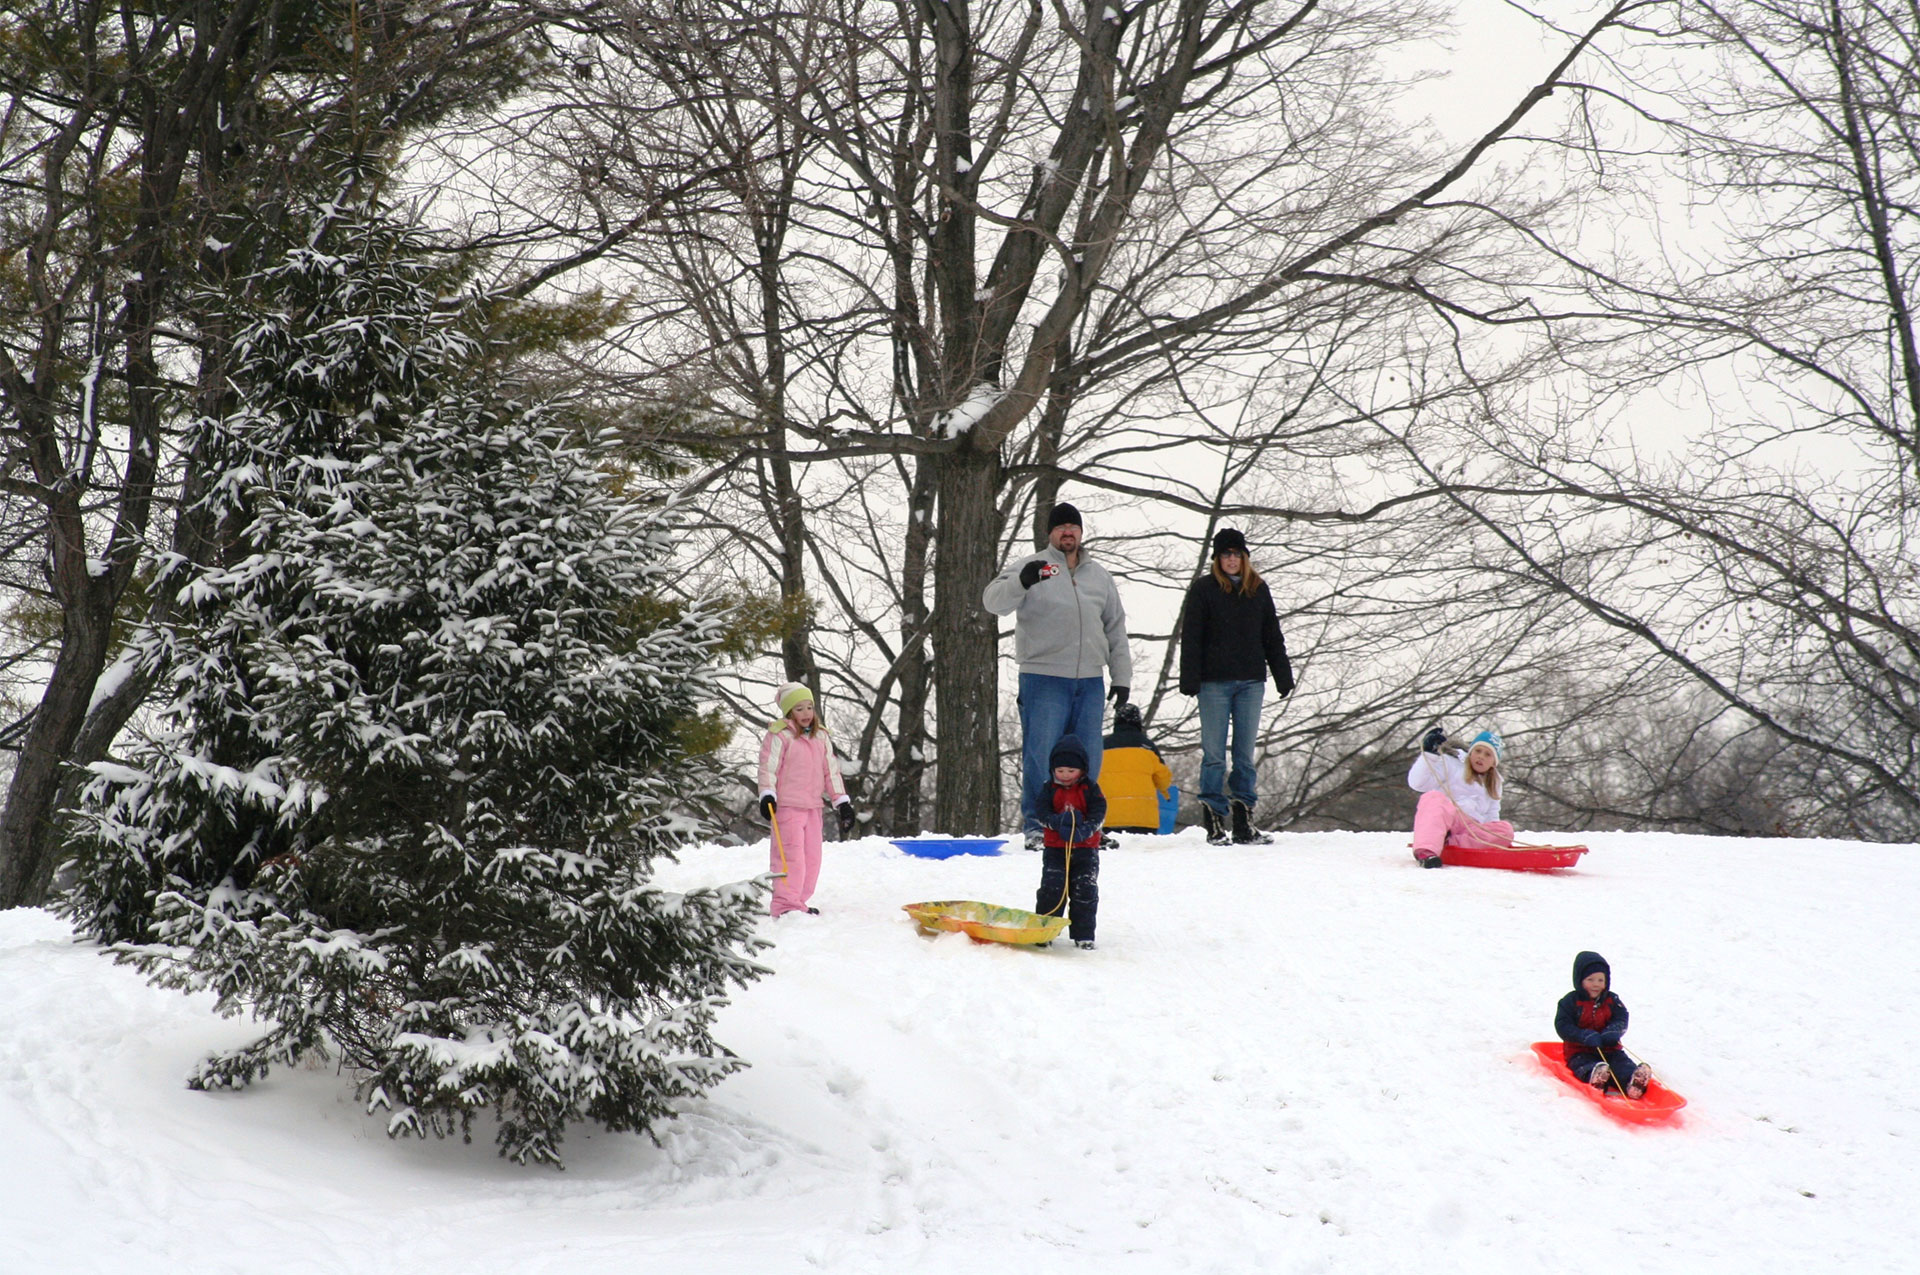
1408, 751, 1502, 824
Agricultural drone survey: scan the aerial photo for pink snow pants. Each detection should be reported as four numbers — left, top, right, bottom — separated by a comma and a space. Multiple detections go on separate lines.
770, 806, 824, 917
1411, 790, 1513, 863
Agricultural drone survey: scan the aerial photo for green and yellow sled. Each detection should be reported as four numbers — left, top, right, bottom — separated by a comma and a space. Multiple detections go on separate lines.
902, 900, 1069, 946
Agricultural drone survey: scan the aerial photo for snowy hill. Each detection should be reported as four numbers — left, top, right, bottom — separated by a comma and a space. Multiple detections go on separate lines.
3, 830, 1915, 1274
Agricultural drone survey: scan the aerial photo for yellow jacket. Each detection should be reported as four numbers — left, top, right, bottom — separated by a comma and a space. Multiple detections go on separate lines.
1101, 744, 1173, 830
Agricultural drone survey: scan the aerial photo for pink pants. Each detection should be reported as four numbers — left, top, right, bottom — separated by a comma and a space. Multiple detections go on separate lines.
1411, 790, 1512, 862
770, 806, 823, 916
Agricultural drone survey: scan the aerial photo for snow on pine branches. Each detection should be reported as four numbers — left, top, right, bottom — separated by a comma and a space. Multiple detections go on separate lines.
62, 205, 768, 1167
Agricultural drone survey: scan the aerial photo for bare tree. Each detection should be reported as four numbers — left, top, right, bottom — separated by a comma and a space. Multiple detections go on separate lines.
450, 0, 1651, 833
1349, 0, 1920, 837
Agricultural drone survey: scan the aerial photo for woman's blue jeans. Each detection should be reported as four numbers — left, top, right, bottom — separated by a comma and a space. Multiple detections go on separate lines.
1197, 679, 1264, 816
1017, 673, 1106, 833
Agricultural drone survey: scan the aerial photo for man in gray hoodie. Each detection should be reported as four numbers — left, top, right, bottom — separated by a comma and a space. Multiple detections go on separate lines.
983, 502, 1134, 847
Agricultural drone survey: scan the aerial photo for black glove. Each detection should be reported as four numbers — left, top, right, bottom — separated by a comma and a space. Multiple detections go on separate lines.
1275, 666, 1295, 697
1107, 685, 1129, 707
1018, 559, 1061, 589
1421, 727, 1447, 754
1599, 1030, 1623, 1047
758, 793, 777, 819
1576, 1029, 1603, 1048
836, 803, 857, 838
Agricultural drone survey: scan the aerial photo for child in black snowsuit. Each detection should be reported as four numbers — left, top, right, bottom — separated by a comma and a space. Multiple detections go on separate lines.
1555, 951, 1652, 1098
1035, 735, 1105, 950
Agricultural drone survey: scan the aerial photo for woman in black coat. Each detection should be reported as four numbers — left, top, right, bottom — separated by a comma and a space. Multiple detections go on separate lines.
1177, 528, 1293, 844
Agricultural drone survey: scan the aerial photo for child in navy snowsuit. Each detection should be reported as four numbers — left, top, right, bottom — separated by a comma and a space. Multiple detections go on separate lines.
1555, 951, 1652, 1098
1035, 735, 1105, 949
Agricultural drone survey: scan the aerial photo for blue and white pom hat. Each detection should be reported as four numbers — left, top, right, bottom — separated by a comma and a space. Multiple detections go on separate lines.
1467, 729, 1503, 758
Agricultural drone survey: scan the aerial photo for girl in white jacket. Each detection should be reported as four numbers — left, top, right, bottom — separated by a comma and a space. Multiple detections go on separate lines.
1408, 729, 1512, 868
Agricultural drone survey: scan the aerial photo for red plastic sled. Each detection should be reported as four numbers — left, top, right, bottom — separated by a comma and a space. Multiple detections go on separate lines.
1529, 1041, 1686, 1124
1442, 842, 1587, 871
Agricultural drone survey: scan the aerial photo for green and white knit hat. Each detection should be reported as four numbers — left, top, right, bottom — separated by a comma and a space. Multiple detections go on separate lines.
776, 682, 816, 716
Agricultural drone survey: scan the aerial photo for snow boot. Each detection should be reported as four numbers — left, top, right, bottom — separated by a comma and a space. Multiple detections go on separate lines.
1074, 939, 1096, 951
1230, 801, 1274, 845
1200, 804, 1230, 845
1420, 854, 1444, 869
1589, 1062, 1612, 1090
1627, 1064, 1651, 1099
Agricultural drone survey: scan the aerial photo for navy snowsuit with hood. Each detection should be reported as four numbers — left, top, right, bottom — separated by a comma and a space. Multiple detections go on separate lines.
1555, 950, 1637, 1089
1035, 735, 1104, 943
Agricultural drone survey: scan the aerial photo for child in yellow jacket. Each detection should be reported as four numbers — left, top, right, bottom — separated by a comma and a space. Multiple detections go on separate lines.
1100, 703, 1174, 833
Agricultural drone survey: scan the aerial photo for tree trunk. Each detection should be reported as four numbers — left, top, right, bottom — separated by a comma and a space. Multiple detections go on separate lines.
752, 201, 821, 691
48, 447, 224, 849
886, 464, 937, 835
1027, 346, 1075, 544
930, 447, 1004, 833
0, 519, 113, 905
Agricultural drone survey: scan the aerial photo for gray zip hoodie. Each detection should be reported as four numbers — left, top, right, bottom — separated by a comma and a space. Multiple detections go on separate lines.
982, 545, 1134, 688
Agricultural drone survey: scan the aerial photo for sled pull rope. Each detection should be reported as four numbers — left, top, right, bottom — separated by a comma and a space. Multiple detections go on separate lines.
1600, 1050, 1631, 1100
1592, 1038, 1654, 1099
1614, 1040, 1657, 1094
1043, 811, 1075, 919
770, 810, 790, 880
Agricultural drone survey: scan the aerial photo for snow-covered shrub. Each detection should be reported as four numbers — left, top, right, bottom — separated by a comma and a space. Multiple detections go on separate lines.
63, 206, 767, 1166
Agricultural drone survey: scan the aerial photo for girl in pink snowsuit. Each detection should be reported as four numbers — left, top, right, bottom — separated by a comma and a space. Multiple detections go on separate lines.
757, 683, 855, 917
1408, 728, 1512, 867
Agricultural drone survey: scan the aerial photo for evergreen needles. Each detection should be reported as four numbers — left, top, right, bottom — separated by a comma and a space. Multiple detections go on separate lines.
62, 205, 768, 1167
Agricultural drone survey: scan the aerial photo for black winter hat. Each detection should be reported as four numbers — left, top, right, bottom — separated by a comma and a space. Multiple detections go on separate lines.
1112, 702, 1144, 732
1212, 527, 1250, 558
1572, 951, 1611, 990
1047, 502, 1083, 530
1049, 735, 1091, 773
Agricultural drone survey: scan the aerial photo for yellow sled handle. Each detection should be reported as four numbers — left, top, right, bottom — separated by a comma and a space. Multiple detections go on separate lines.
770, 809, 791, 879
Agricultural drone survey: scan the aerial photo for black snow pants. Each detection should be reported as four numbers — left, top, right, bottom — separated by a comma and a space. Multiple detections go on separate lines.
1036, 844, 1100, 942
1567, 1045, 1643, 1093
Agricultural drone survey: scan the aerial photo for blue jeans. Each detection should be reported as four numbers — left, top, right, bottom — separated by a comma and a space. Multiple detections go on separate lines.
1018, 673, 1106, 833
1197, 679, 1264, 816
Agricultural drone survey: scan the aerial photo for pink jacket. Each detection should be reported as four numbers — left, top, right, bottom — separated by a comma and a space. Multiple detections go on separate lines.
758, 721, 849, 810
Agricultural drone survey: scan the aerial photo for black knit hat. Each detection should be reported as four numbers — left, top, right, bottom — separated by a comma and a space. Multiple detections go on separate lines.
1212, 527, 1249, 557
1047, 502, 1083, 531
1049, 735, 1090, 772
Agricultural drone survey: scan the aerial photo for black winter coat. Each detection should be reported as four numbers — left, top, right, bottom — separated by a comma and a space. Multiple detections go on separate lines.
1178, 574, 1292, 696
1555, 988, 1630, 1049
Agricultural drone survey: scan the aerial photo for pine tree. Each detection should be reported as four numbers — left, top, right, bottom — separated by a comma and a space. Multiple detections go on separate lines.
64, 206, 768, 1166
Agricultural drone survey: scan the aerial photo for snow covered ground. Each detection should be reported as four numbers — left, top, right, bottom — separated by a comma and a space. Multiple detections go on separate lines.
3, 829, 1915, 1274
